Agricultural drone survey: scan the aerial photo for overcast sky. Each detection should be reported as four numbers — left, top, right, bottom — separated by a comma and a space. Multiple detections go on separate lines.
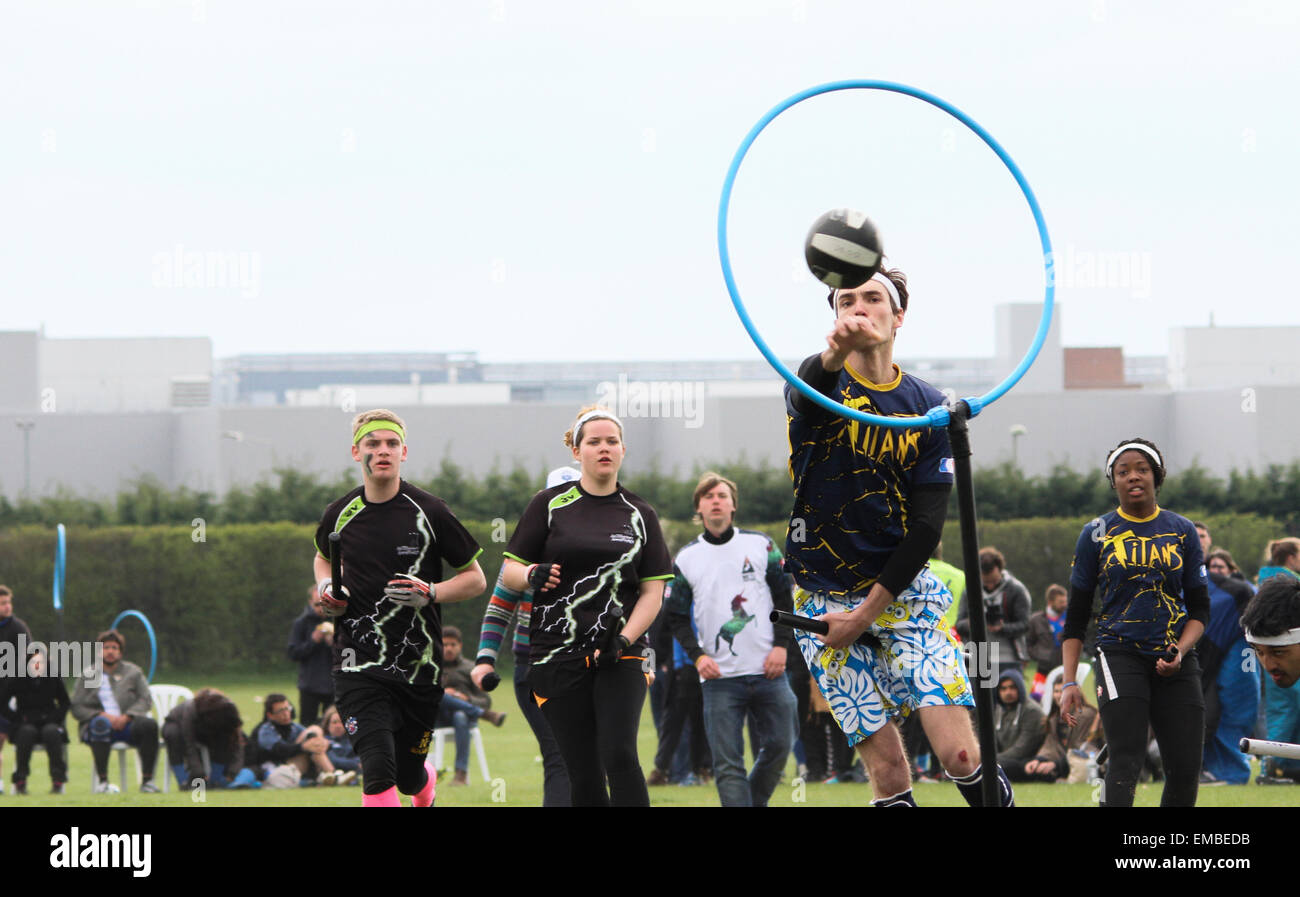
2, 0, 1297, 367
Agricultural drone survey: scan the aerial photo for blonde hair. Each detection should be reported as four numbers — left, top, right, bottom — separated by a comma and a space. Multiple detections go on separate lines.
563, 404, 623, 449
692, 472, 738, 523
351, 409, 407, 442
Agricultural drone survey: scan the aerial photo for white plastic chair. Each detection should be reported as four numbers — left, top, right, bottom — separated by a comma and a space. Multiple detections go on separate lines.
149, 684, 194, 793
1040, 662, 1092, 714
102, 740, 141, 792
431, 726, 490, 783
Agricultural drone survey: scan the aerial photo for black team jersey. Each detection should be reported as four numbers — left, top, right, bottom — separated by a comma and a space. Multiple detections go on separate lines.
1070, 506, 1207, 656
784, 362, 954, 596
314, 480, 483, 688
504, 482, 673, 665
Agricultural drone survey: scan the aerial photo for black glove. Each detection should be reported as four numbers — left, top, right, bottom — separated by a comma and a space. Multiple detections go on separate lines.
598, 633, 631, 670
527, 563, 556, 591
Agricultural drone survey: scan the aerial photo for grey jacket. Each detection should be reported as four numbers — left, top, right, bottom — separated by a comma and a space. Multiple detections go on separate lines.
70, 659, 152, 738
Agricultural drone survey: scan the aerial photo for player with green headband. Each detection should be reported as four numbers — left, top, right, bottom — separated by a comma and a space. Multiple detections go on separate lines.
313, 408, 486, 807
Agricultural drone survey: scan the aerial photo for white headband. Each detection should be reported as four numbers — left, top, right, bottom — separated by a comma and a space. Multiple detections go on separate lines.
1246, 626, 1300, 647
574, 410, 623, 443
871, 272, 902, 310
1106, 442, 1162, 476
832, 271, 902, 311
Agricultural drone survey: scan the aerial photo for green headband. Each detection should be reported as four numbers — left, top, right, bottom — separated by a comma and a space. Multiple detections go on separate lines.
353, 420, 406, 445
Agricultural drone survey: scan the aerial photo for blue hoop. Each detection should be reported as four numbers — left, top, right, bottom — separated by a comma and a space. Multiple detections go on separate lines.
110, 609, 158, 684
53, 523, 66, 612
717, 79, 1055, 429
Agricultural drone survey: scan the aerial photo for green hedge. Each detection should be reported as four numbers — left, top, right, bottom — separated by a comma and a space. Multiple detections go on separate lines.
0, 512, 1283, 673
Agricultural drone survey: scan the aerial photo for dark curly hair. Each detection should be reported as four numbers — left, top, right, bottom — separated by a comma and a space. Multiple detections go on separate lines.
1242, 575, 1300, 638
1105, 436, 1166, 488
192, 688, 242, 752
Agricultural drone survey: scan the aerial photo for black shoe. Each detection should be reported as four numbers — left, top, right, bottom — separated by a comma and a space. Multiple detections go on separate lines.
13, 781, 27, 796
1257, 773, 1297, 785
51, 783, 65, 795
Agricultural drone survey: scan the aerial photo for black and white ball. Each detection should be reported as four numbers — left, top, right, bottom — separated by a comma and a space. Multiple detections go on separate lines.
804, 208, 883, 289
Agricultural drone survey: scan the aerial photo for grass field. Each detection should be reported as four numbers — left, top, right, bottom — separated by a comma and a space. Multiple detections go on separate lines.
4, 670, 1296, 808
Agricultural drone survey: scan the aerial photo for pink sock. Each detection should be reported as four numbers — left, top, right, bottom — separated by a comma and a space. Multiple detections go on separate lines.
411, 761, 437, 807
362, 786, 401, 807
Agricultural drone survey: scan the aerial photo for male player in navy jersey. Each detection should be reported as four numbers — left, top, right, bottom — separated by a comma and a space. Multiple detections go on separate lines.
785, 267, 1013, 808
313, 409, 486, 807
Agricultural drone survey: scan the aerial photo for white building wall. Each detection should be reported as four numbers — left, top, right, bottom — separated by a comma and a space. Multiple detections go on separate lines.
40, 338, 212, 413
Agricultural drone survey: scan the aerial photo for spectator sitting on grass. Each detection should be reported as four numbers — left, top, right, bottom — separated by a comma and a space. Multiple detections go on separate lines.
248, 693, 354, 787
321, 704, 360, 778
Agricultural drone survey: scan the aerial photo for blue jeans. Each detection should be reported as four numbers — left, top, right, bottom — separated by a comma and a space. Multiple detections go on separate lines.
702, 675, 797, 807
436, 694, 484, 773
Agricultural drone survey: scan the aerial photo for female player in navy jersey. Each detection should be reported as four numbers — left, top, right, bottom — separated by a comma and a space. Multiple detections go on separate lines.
502, 406, 673, 807
1060, 437, 1209, 807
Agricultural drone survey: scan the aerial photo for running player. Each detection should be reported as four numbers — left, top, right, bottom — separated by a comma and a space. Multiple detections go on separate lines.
502, 407, 672, 807
1060, 437, 1209, 806
786, 267, 1012, 807
313, 409, 486, 807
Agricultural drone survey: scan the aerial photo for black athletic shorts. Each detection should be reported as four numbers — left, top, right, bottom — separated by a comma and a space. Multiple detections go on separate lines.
333, 671, 443, 756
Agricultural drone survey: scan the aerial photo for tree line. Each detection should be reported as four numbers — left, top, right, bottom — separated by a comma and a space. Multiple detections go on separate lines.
4, 458, 1300, 532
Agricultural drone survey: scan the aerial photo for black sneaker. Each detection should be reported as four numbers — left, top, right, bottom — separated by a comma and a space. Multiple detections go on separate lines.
51, 783, 65, 795
13, 780, 27, 796
1256, 773, 1297, 785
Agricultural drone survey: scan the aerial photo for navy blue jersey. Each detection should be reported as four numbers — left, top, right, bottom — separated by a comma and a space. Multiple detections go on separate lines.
784, 362, 953, 596
1070, 507, 1208, 656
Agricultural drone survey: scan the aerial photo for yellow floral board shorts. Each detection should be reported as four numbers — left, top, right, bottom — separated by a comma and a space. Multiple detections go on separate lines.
794, 567, 973, 746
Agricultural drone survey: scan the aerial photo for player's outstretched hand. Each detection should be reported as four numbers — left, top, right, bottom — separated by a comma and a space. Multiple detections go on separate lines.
385, 574, 436, 609
316, 579, 350, 618
825, 314, 877, 361
526, 563, 562, 593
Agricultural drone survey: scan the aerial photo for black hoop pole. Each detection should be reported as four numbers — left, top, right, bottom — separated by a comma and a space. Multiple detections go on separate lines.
948, 401, 1000, 808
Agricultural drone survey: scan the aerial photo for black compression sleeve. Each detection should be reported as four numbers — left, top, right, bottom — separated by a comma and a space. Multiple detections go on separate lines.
876, 484, 950, 598
668, 611, 705, 663
1063, 584, 1095, 642
1183, 583, 1210, 627
789, 353, 841, 416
